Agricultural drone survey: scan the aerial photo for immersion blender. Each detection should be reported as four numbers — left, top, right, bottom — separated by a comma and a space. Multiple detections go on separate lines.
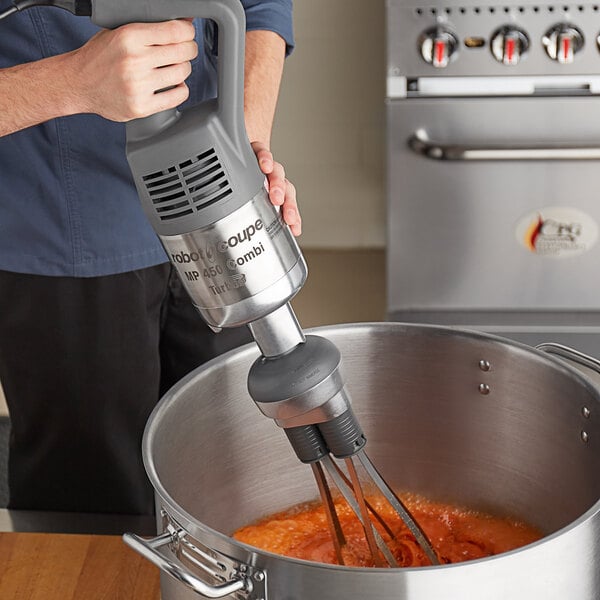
1, 0, 439, 567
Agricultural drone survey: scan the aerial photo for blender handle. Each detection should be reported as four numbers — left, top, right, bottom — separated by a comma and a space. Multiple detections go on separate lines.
123, 530, 252, 599
90, 0, 247, 148
536, 343, 600, 376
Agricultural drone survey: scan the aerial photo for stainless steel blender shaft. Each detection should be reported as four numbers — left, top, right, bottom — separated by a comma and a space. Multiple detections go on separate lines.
247, 303, 305, 357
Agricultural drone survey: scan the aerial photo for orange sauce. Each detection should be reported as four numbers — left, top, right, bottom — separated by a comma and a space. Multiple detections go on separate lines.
233, 493, 543, 567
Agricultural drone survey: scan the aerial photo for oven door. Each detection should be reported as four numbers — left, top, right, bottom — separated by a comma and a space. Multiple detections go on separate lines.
386, 95, 600, 353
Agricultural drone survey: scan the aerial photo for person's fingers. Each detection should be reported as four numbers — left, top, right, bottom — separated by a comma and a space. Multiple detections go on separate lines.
149, 40, 198, 69
282, 179, 302, 236
148, 82, 190, 114
126, 20, 196, 47
251, 141, 274, 174
152, 61, 193, 92
248, 142, 301, 235
266, 161, 286, 206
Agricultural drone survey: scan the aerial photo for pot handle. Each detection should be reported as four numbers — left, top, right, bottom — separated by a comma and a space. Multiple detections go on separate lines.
536, 343, 600, 376
123, 529, 252, 599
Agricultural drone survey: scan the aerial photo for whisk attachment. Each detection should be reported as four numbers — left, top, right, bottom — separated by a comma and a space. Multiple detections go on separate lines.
247, 325, 440, 568
285, 421, 440, 568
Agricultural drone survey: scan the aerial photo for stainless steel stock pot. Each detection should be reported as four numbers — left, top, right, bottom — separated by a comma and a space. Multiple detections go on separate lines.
124, 323, 600, 600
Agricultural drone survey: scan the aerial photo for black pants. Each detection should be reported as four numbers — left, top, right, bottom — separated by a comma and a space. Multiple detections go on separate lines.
0, 265, 251, 515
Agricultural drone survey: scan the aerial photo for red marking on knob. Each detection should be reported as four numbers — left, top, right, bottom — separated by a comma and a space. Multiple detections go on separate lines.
562, 36, 570, 61
435, 39, 445, 65
505, 37, 515, 63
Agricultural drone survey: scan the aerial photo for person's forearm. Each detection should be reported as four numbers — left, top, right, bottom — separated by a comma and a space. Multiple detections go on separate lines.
0, 53, 81, 137
0, 21, 197, 139
244, 30, 286, 148
1, 27, 285, 144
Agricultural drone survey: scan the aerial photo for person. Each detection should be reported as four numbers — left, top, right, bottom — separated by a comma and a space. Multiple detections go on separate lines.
0, 0, 301, 515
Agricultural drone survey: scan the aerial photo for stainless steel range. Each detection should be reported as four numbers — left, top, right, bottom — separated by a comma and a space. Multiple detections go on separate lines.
386, 0, 600, 356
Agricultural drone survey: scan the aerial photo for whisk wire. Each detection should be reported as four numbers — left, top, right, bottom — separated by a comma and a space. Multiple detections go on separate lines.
311, 461, 346, 565
329, 460, 396, 539
357, 451, 440, 566
321, 455, 399, 567
345, 457, 387, 568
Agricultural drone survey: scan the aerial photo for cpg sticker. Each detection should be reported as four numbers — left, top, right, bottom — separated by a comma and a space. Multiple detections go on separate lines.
515, 207, 598, 258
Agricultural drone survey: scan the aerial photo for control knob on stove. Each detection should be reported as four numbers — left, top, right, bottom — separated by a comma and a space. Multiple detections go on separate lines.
542, 24, 584, 64
418, 27, 459, 68
490, 26, 529, 65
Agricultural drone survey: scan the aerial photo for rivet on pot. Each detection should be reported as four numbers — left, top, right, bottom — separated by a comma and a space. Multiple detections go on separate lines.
478, 360, 491, 372
478, 383, 491, 395
582, 406, 591, 419
581, 430, 589, 443
254, 571, 265, 582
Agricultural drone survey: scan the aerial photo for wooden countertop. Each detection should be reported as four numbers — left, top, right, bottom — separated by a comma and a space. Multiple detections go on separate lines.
0, 532, 160, 599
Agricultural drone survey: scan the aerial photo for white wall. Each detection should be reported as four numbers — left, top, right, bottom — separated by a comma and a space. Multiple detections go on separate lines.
271, 0, 386, 248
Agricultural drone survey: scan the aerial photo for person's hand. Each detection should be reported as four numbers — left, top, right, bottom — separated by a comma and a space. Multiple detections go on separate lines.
251, 142, 301, 237
67, 20, 198, 121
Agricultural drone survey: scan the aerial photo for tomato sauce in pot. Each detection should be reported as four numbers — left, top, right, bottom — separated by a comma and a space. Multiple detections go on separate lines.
233, 493, 543, 567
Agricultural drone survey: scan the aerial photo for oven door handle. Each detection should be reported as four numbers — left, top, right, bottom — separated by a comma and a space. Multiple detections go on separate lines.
408, 129, 600, 161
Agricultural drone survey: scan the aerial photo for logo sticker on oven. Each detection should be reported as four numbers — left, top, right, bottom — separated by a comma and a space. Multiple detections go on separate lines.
516, 208, 598, 258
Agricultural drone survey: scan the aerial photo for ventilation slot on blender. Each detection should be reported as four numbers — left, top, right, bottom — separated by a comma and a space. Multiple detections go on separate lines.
181, 148, 232, 208
143, 165, 192, 221
142, 148, 232, 221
